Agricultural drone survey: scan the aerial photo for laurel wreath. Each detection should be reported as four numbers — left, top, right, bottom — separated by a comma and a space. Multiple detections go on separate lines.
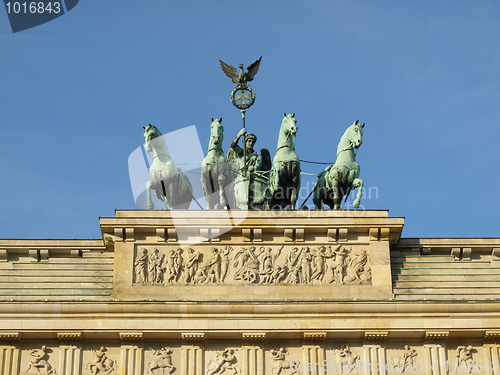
230, 85, 256, 110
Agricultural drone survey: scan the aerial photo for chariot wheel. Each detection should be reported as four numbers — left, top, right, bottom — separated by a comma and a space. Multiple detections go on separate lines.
241, 269, 258, 284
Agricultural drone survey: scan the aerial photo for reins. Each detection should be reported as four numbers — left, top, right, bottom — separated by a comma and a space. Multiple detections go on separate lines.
275, 129, 296, 153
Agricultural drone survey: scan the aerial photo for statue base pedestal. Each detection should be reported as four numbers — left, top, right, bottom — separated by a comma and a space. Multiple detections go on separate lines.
101, 209, 404, 301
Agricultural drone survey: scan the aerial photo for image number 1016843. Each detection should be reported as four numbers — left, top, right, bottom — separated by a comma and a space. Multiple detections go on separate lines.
3, 0, 79, 33
5, 2, 62, 14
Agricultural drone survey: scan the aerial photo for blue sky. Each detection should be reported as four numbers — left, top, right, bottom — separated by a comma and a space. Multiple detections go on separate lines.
1, 1, 499, 239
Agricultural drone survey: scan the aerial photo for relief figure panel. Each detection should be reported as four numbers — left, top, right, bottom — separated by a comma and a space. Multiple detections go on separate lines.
20, 345, 58, 375
132, 245, 371, 286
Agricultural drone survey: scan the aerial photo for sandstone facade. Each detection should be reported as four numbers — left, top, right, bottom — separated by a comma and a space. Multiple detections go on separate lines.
1, 210, 499, 375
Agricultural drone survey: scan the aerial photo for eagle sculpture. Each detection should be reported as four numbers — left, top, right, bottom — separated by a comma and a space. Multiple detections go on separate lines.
219, 57, 262, 87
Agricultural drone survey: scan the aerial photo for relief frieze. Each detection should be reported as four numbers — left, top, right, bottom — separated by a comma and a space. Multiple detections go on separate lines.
270, 348, 298, 375
206, 348, 239, 375
21, 345, 57, 375
147, 347, 175, 375
388, 345, 420, 373
9, 342, 493, 375
133, 245, 372, 286
86, 346, 116, 375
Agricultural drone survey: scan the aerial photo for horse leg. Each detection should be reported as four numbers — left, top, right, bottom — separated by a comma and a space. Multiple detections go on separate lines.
147, 361, 157, 375
168, 182, 180, 210
208, 169, 217, 209
351, 178, 364, 209
146, 181, 154, 209
313, 173, 328, 209
332, 183, 341, 210
218, 174, 227, 209
268, 167, 281, 210
201, 178, 211, 210
160, 182, 171, 210
333, 199, 340, 210
289, 187, 297, 209
290, 173, 300, 209
313, 184, 325, 210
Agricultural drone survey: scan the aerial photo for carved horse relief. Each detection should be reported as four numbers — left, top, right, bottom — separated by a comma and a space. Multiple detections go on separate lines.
86, 346, 116, 375
21, 345, 57, 375
147, 347, 175, 375
268, 113, 301, 209
201, 118, 234, 209
313, 120, 365, 210
206, 349, 239, 375
143, 124, 193, 209
334, 345, 360, 374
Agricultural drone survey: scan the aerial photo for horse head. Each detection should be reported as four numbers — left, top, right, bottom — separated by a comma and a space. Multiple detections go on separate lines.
346, 120, 364, 149
143, 124, 162, 153
281, 113, 298, 136
209, 118, 224, 149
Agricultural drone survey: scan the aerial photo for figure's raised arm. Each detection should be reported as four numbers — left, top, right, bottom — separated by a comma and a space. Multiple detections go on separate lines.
231, 128, 247, 149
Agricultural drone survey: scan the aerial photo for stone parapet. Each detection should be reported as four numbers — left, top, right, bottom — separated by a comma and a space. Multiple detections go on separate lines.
393, 238, 500, 300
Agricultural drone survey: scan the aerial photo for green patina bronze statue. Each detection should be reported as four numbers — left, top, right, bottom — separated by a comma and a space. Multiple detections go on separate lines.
201, 118, 235, 209
231, 129, 259, 168
143, 124, 193, 209
313, 120, 365, 210
219, 57, 262, 110
139, 58, 367, 212
268, 113, 301, 209
227, 128, 271, 209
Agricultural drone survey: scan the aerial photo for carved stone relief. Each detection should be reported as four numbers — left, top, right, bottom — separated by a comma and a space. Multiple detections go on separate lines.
206, 348, 239, 375
86, 346, 116, 375
270, 348, 297, 375
21, 345, 57, 375
7, 342, 493, 375
134, 249, 149, 284
333, 344, 360, 374
453, 345, 477, 374
148, 249, 165, 284
388, 345, 420, 373
165, 248, 183, 283
182, 247, 201, 284
147, 347, 175, 375
133, 245, 371, 286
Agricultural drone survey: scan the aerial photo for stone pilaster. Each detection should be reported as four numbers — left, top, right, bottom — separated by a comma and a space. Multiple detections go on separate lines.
0, 344, 21, 375
58, 343, 82, 375
362, 344, 387, 375
241, 345, 264, 375
120, 343, 144, 375
483, 344, 500, 375
181, 344, 203, 375
423, 343, 447, 375
301, 343, 326, 375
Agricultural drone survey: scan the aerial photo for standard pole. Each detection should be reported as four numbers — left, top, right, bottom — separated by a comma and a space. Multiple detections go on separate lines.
241, 109, 246, 169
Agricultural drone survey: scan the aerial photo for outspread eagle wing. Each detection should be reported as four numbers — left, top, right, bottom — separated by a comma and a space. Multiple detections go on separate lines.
219, 60, 239, 83
246, 56, 262, 82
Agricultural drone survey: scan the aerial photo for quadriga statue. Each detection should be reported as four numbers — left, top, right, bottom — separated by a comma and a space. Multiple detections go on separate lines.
313, 120, 365, 210
143, 124, 193, 209
268, 113, 301, 209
